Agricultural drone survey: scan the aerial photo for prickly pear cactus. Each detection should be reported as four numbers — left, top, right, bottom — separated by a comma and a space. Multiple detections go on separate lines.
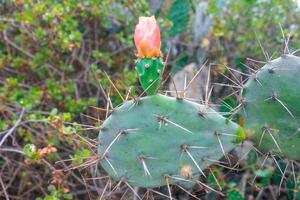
98, 94, 244, 188
241, 54, 300, 161
135, 57, 163, 95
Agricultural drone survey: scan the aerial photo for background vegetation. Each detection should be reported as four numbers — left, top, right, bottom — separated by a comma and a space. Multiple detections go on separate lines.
0, 0, 300, 199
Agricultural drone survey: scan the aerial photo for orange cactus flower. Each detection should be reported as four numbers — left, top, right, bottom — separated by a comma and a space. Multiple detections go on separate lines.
134, 16, 162, 58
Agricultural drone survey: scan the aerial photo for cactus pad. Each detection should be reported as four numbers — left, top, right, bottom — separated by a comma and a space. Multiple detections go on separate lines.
241, 54, 300, 160
98, 94, 244, 188
135, 57, 163, 95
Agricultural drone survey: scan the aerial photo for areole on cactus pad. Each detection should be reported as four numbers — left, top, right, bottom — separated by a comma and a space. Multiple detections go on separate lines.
241, 54, 300, 161
98, 94, 245, 188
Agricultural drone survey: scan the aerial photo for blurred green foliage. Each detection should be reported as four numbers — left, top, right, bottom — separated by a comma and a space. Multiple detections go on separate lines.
0, 0, 150, 199
207, 0, 300, 68
167, 0, 190, 36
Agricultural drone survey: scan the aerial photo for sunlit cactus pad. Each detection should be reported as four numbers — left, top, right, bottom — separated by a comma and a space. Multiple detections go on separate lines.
135, 57, 163, 95
98, 94, 244, 188
242, 54, 300, 160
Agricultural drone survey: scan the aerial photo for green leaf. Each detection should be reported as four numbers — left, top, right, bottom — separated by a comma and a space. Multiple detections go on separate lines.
23, 144, 36, 158
167, 0, 190, 36
73, 149, 90, 165
44, 195, 59, 200
227, 189, 244, 200
50, 108, 58, 117
0, 120, 8, 131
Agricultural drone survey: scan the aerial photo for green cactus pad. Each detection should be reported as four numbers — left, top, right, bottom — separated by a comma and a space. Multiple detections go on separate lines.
241, 54, 300, 160
135, 57, 163, 95
98, 94, 244, 188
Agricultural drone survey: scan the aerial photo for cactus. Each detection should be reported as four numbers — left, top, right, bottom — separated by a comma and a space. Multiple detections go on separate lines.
135, 57, 163, 95
98, 94, 245, 188
241, 54, 300, 161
